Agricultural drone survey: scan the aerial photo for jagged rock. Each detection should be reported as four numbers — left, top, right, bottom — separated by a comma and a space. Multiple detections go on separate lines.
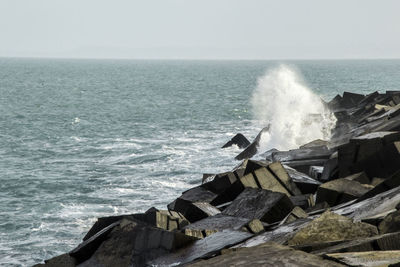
290, 194, 315, 210
338, 131, 400, 178
279, 206, 308, 225
357, 170, 400, 202
202, 171, 239, 194
312, 232, 400, 255
70, 221, 121, 263
284, 165, 322, 194
235, 126, 269, 160
222, 188, 294, 224
288, 211, 378, 246
182, 214, 263, 238
340, 91, 365, 108
315, 178, 371, 206
148, 230, 253, 266
300, 139, 329, 148
187, 242, 344, 267
33, 254, 76, 267
221, 133, 250, 149
78, 218, 197, 267
378, 210, 400, 234
167, 186, 220, 223
325, 251, 400, 267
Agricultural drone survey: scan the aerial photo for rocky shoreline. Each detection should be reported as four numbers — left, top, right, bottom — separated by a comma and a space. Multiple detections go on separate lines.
34, 91, 400, 267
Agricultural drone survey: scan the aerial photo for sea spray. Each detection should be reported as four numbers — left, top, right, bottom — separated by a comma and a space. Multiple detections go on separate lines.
251, 65, 336, 152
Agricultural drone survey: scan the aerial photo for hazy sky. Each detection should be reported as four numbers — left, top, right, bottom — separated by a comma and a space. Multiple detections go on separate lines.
1, 0, 399, 59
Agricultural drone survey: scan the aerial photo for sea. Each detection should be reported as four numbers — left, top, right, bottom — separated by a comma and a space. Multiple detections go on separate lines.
1, 58, 400, 266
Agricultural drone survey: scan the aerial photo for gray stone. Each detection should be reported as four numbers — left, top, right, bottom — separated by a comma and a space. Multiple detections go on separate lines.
222, 188, 294, 224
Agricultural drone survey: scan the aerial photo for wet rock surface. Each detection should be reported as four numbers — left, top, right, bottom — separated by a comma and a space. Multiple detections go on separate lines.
36, 91, 400, 267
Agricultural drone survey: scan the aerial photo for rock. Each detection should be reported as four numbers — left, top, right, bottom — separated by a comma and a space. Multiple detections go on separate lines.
141, 207, 189, 231
284, 165, 322, 194
279, 206, 308, 225
288, 211, 378, 246
235, 126, 269, 160
313, 232, 400, 255
33, 254, 76, 267
341, 91, 365, 108
148, 230, 253, 266
325, 251, 400, 267
187, 242, 344, 267
78, 218, 198, 267
290, 194, 315, 210
70, 221, 121, 264
309, 166, 323, 180
167, 186, 220, 223
202, 171, 240, 194
306, 201, 330, 213
300, 139, 329, 148
272, 146, 332, 162
378, 210, 400, 234
338, 131, 400, 178
182, 214, 263, 238
315, 178, 371, 206
357, 170, 400, 202
221, 133, 250, 149
222, 188, 294, 224
320, 157, 339, 182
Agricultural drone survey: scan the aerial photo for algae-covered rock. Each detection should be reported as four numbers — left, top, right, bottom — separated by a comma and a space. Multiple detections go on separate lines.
288, 210, 378, 246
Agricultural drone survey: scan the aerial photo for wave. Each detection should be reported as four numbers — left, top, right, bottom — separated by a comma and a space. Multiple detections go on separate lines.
251, 65, 336, 151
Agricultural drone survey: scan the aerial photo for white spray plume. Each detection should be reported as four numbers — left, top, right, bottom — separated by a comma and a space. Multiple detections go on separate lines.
251, 65, 336, 151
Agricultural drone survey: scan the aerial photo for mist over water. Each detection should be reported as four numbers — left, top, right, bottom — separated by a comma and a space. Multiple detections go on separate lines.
251, 65, 337, 151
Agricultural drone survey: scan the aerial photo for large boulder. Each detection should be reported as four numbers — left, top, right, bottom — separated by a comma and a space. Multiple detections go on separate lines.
288, 211, 378, 246
222, 188, 294, 224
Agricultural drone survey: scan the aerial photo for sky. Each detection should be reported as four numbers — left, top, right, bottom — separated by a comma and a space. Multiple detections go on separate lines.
0, 0, 399, 59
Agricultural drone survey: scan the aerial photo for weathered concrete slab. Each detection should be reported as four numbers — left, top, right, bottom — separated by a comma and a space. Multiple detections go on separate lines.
284, 165, 322, 194
325, 251, 400, 267
221, 133, 250, 149
222, 188, 294, 224
187, 242, 345, 267
316, 178, 371, 206
235, 126, 269, 160
148, 230, 253, 266
288, 211, 378, 246
182, 214, 263, 238
78, 218, 198, 267
312, 232, 400, 255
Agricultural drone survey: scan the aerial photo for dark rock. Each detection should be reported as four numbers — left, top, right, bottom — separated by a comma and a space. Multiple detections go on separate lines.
187, 242, 344, 267
235, 126, 269, 160
222, 188, 294, 224
70, 221, 121, 264
141, 207, 189, 231
78, 218, 198, 267
284, 159, 328, 175
378, 210, 400, 234
284, 165, 322, 194
287, 211, 378, 246
33, 254, 76, 267
271, 146, 332, 162
290, 194, 315, 210
306, 201, 330, 213
341, 91, 365, 108
309, 166, 323, 180
147, 230, 253, 266
202, 171, 239, 194
315, 178, 371, 206
357, 170, 400, 202
343, 171, 370, 184
182, 214, 264, 238
300, 139, 329, 149
221, 133, 250, 149
279, 206, 308, 225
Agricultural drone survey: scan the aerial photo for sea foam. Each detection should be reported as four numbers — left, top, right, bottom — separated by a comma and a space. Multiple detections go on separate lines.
251, 65, 336, 151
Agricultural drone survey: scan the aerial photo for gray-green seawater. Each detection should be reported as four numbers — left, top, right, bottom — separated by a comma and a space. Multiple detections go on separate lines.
1, 58, 400, 266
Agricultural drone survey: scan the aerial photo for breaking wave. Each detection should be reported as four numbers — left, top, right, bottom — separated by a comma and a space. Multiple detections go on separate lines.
251, 65, 336, 151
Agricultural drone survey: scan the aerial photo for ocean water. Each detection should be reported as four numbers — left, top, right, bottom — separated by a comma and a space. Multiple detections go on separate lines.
1, 58, 400, 266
